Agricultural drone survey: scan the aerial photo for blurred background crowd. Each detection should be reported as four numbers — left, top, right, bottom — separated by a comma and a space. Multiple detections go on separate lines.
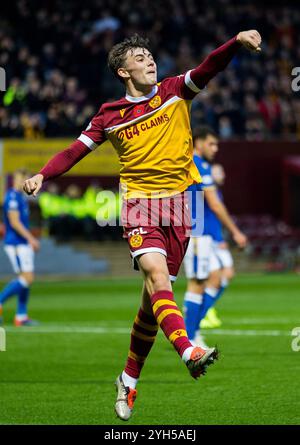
1, 0, 299, 140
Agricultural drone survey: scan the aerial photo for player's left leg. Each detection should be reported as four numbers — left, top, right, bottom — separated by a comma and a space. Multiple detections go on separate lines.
115, 283, 159, 421
201, 247, 234, 329
212, 245, 234, 305
138, 251, 218, 378
183, 235, 213, 342
14, 272, 37, 326
201, 268, 222, 320
0, 245, 22, 324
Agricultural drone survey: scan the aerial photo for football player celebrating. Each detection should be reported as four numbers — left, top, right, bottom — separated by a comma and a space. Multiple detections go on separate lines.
0, 169, 40, 326
23, 30, 261, 420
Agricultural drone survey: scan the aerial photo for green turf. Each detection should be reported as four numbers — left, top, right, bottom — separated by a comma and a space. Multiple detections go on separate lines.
0, 273, 300, 425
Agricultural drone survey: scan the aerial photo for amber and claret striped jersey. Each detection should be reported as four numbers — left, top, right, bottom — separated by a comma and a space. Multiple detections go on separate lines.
73, 37, 241, 198
39, 37, 240, 197
78, 72, 203, 198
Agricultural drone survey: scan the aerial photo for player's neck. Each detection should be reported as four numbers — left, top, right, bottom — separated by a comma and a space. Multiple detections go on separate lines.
125, 82, 155, 99
12, 183, 20, 191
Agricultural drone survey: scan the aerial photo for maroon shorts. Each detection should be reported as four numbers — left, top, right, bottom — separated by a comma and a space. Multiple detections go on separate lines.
121, 192, 191, 281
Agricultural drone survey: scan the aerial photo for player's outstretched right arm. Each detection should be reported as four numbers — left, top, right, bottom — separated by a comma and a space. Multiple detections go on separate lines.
24, 106, 106, 197
23, 140, 91, 196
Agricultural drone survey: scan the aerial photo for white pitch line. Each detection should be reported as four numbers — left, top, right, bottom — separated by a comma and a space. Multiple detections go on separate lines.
3, 326, 292, 336
227, 318, 298, 325
203, 329, 289, 337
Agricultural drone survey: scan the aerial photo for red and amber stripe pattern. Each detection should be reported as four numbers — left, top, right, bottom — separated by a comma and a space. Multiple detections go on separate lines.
151, 290, 192, 357
125, 308, 159, 379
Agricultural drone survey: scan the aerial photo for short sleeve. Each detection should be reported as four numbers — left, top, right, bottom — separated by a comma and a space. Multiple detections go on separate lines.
201, 172, 215, 189
7, 194, 19, 211
78, 106, 106, 150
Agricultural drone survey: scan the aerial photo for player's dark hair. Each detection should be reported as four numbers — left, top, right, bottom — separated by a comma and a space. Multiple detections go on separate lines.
193, 126, 218, 142
108, 34, 152, 82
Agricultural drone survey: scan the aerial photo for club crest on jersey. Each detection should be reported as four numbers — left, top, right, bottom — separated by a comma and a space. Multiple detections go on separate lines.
133, 105, 145, 118
120, 109, 126, 118
149, 95, 161, 109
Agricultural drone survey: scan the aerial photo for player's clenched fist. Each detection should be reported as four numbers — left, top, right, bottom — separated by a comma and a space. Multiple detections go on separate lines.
23, 173, 44, 197
237, 30, 262, 52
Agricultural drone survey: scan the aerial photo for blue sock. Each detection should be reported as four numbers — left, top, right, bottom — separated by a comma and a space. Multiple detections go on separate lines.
17, 280, 30, 316
200, 287, 219, 320
214, 278, 229, 303
184, 292, 203, 340
0, 278, 25, 305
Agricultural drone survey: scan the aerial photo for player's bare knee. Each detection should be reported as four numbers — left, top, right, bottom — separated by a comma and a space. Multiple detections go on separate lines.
229, 268, 235, 280
146, 270, 170, 294
20, 272, 34, 285
188, 278, 206, 294
209, 270, 221, 288
224, 267, 235, 281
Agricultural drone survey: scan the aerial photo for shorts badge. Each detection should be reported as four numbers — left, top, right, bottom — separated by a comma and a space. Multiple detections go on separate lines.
130, 234, 143, 248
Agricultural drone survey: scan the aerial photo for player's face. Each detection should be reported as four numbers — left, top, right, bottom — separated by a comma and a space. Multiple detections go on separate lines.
13, 172, 28, 191
121, 47, 157, 87
202, 135, 219, 162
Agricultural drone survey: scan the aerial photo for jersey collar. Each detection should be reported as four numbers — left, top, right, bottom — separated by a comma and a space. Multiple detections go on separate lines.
125, 85, 158, 103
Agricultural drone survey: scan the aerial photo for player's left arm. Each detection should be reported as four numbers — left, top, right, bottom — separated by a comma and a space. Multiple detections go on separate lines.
165, 30, 261, 98
185, 30, 261, 92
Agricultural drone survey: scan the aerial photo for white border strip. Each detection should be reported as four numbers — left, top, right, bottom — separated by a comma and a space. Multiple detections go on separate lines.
125, 85, 158, 103
130, 247, 167, 259
185, 70, 201, 93
104, 96, 182, 132
78, 134, 98, 150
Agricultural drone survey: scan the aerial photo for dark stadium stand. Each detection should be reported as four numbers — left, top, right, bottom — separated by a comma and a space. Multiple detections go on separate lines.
0, 0, 299, 139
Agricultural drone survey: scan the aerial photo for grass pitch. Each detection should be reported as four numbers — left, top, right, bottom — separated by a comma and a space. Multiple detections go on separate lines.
0, 273, 299, 425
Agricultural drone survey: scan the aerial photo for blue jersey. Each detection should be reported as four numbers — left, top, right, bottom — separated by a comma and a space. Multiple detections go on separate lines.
207, 189, 224, 242
3, 188, 29, 245
189, 155, 223, 241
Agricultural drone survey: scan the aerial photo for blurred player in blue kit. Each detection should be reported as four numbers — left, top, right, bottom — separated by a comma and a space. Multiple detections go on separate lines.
0, 169, 40, 326
183, 128, 247, 348
200, 163, 235, 330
